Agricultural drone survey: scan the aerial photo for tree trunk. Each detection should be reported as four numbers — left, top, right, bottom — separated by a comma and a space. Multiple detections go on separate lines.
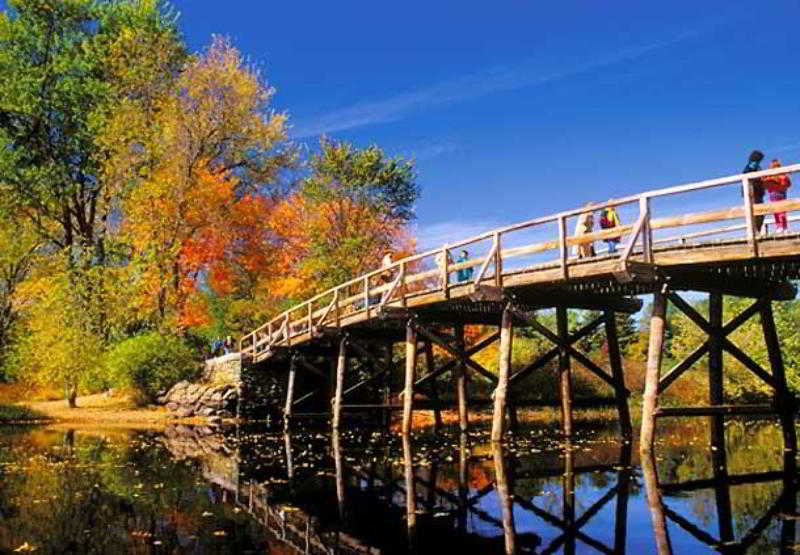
66, 382, 78, 408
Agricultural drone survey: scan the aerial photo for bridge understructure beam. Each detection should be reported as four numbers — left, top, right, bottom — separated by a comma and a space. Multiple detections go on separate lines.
639, 286, 799, 455
388, 292, 640, 442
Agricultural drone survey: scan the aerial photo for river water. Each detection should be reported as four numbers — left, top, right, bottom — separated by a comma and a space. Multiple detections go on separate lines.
0, 418, 796, 553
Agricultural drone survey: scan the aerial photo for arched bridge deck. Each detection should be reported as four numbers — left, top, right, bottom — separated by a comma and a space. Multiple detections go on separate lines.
237, 163, 800, 451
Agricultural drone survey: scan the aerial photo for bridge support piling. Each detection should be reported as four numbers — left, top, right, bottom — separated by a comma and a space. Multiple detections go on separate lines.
384, 341, 393, 431
605, 310, 633, 440
402, 322, 418, 435
283, 355, 297, 431
761, 302, 798, 452
641, 292, 667, 453
455, 323, 469, 433
424, 341, 443, 432
557, 306, 574, 438
492, 304, 514, 441
332, 337, 347, 430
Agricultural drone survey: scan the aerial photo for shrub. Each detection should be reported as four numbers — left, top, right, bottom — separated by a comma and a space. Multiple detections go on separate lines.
104, 332, 200, 404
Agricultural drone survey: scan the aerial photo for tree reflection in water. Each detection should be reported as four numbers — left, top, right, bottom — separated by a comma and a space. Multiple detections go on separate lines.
0, 419, 797, 553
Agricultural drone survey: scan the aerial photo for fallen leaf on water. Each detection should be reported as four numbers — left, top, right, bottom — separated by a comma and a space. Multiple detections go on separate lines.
14, 543, 37, 552
213, 530, 227, 537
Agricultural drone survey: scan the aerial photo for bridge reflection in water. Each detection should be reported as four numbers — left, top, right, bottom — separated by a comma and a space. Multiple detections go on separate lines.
161, 420, 799, 553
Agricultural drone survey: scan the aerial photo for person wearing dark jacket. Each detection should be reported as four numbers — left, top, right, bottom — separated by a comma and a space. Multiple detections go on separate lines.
743, 150, 765, 235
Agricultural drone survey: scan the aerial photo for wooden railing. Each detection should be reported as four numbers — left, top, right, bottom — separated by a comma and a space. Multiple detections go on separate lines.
240, 163, 800, 357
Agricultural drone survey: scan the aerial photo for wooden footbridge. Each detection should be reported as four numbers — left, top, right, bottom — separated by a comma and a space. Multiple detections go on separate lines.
238, 164, 800, 452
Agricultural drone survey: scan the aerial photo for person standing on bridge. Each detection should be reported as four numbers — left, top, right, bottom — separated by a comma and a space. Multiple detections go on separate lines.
573, 203, 596, 258
456, 249, 474, 282
599, 203, 621, 254
743, 150, 766, 235
765, 159, 792, 233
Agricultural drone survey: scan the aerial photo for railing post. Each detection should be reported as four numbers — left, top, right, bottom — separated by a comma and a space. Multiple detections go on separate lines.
441, 245, 449, 298
558, 216, 568, 280
284, 314, 290, 346
742, 178, 759, 257
307, 303, 312, 333
494, 232, 503, 288
334, 289, 340, 328
363, 276, 370, 316
400, 261, 407, 308
640, 196, 652, 263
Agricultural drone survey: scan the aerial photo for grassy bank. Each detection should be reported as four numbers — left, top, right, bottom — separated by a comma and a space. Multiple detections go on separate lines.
0, 404, 49, 424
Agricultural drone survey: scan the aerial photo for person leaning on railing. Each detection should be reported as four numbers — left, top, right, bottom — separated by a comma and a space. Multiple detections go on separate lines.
743, 150, 766, 235
572, 202, 596, 258
599, 202, 621, 254
764, 159, 792, 234
456, 249, 474, 282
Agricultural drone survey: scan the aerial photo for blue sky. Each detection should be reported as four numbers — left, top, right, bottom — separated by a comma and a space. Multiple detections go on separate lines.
170, 0, 800, 247
6, 0, 800, 249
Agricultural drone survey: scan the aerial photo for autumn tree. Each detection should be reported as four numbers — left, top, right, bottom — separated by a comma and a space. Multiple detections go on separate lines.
270, 137, 418, 299
113, 36, 296, 329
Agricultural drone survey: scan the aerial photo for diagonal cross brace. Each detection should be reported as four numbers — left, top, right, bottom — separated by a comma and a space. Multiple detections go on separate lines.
342, 339, 395, 397
509, 315, 605, 384
523, 313, 624, 392
414, 332, 501, 390
411, 321, 498, 385
666, 293, 776, 390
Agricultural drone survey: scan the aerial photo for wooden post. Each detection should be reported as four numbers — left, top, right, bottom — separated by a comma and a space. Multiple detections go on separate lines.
284, 431, 294, 482
492, 304, 514, 442
557, 306, 573, 438
402, 322, 418, 435
332, 337, 347, 430
742, 177, 760, 256
455, 323, 469, 433
384, 341, 393, 431
558, 216, 568, 280
333, 430, 345, 521
494, 232, 503, 288
641, 451, 674, 554
492, 443, 517, 555
640, 196, 653, 263
563, 439, 576, 555
761, 301, 798, 452
605, 310, 632, 440
614, 443, 632, 554
706, 292, 736, 542
640, 292, 667, 453
458, 432, 469, 533
283, 356, 297, 431
424, 342, 443, 431
403, 434, 417, 550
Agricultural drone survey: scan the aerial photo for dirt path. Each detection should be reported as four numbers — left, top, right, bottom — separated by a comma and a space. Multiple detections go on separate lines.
25, 392, 210, 430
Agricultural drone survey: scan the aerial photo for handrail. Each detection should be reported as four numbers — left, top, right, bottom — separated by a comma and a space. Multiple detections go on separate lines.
242, 163, 800, 354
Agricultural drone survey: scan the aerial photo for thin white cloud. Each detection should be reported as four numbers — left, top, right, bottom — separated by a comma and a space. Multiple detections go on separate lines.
407, 139, 460, 161
292, 23, 717, 139
415, 219, 501, 251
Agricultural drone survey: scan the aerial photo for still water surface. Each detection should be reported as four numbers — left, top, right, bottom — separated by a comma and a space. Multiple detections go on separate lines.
0, 419, 796, 553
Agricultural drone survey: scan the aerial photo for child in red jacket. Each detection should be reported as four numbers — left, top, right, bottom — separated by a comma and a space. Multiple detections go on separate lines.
765, 159, 792, 233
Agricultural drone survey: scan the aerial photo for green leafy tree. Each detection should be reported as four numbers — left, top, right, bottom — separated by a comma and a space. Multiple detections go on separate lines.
299, 136, 419, 288
0, 213, 40, 378
0, 0, 183, 262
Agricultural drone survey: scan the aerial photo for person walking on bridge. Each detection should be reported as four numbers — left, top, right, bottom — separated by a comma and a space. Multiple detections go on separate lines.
743, 150, 766, 235
764, 159, 792, 233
